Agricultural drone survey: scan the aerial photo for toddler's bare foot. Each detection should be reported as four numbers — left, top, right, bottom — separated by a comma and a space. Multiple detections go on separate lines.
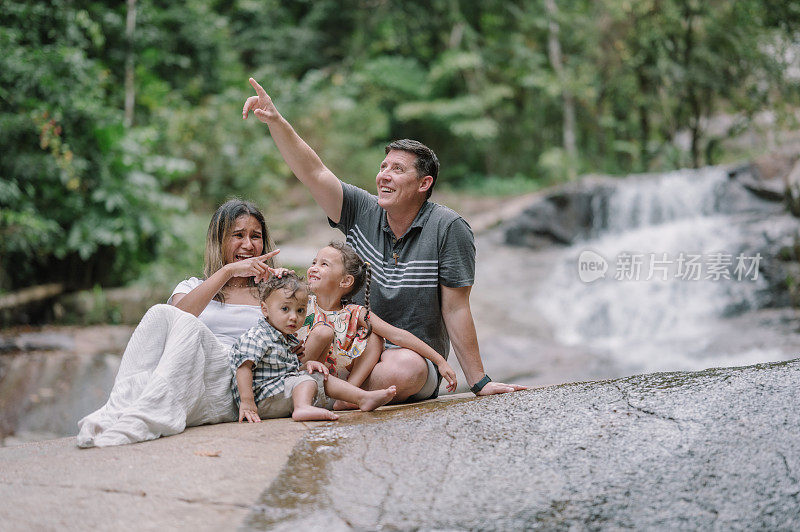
332, 399, 358, 411
358, 385, 397, 412
292, 405, 339, 422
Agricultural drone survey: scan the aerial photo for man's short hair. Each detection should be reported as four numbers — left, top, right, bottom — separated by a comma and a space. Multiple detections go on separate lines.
385, 139, 439, 200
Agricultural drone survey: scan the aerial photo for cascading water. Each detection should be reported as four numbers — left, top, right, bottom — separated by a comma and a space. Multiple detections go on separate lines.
532, 167, 800, 375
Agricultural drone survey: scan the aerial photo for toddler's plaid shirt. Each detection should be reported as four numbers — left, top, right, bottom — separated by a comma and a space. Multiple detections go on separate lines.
228, 317, 302, 405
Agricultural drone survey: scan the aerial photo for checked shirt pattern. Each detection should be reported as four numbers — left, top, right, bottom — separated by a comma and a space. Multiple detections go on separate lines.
228, 317, 302, 405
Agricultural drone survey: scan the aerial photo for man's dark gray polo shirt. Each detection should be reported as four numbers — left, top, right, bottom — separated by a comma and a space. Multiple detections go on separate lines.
329, 182, 475, 358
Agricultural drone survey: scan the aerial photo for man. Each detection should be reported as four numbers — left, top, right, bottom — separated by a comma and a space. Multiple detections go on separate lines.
243, 78, 526, 401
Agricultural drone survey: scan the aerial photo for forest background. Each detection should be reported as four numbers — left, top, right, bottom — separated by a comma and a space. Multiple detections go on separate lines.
2, 0, 800, 309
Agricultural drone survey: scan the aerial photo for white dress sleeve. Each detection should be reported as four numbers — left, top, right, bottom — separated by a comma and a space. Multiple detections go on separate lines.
167, 277, 203, 305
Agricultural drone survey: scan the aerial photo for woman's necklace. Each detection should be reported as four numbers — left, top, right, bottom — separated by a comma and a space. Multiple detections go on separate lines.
227, 279, 250, 289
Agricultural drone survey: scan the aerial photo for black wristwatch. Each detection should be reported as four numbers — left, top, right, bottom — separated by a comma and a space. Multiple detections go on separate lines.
470, 374, 492, 395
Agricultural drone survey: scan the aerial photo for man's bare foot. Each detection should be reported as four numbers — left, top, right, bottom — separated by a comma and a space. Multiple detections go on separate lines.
292, 405, 340, 422
332, 399, 358, 411
358, 385, 397, 412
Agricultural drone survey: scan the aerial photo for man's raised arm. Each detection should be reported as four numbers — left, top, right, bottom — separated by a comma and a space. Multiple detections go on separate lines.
243, 77, 343, 223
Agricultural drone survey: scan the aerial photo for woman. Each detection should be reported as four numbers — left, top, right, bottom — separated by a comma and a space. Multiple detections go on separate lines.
77, 199, 281, 447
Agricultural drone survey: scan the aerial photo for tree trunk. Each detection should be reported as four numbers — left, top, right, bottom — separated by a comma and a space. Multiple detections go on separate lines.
124, 0, 137, 128
636, 69, 651, 171
681, 0, 701, 168
545, 0, 577, 180
0, 284, 63, 311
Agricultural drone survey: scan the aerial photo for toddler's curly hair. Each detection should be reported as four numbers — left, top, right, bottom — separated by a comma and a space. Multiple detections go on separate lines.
258, 271, 308, 302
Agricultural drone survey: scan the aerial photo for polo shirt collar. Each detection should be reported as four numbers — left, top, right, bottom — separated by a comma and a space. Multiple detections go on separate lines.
380, 201, 434, 237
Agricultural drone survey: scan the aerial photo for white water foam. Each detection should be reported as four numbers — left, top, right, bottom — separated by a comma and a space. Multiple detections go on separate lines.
534, 166, 796, 375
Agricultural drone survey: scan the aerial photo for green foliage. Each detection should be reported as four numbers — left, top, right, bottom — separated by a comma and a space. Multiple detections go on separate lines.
148, 91, 287, 207
0, 1, 185, 291
2, 0, 799, 295
446, 174, 547, 197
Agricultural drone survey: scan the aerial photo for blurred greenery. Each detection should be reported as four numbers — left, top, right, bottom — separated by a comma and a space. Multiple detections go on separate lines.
1, 0, 799, 293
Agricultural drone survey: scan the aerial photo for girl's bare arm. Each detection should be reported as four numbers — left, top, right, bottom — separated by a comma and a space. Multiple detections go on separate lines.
361, 310, 457, 390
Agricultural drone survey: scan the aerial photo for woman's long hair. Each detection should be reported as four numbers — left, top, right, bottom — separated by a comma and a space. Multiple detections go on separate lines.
204, 199, 274, 303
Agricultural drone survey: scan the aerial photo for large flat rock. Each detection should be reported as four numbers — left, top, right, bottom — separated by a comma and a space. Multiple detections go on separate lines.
245, 359, 800, 530
3, 359, 798, 530
0, 418, 312, 531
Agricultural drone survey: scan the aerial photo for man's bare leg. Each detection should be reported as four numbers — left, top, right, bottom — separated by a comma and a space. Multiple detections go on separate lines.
291, 380, 339, 421
361, 348, 428, 402
324, 375, 397, 411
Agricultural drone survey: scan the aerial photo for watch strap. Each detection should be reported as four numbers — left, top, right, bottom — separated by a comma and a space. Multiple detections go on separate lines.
470, 374, 492, 395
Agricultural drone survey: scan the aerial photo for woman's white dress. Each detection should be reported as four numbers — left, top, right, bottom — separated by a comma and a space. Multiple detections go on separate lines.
75, 278, 262, 447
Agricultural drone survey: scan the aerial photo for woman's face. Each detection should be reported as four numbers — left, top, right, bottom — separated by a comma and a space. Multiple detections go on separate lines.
223, 215, 264, 265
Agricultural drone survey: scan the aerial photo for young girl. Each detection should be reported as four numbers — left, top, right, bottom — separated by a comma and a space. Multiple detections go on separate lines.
229, 272, 397, 422
301, 241, 457, 406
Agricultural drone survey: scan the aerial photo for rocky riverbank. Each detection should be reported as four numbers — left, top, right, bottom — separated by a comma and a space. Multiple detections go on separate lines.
245, 358, 800, 530
2, 359, 796, 530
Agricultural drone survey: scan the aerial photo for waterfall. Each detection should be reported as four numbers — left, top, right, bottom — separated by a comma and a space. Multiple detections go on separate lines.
532, 167, 798, 374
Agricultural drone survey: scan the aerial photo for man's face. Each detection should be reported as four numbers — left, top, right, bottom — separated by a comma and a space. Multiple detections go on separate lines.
260, 288, 308, 336
375, 150, 430, 211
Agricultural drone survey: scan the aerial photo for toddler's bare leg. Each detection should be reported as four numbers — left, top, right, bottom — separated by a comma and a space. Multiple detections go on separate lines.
299, 324, 335, 364
291, 380, 338, 421
324, 375, 396, 412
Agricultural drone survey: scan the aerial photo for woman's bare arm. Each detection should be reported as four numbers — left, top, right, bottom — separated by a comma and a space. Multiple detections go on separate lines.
171, 250, 280, 316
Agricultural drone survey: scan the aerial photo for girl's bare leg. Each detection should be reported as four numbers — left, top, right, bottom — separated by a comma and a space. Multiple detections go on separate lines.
299, 324, 335, 364
324, 375, 396, 412
346, 333, 384, 388
291, 380, 339, 421
333, 333, 385, 410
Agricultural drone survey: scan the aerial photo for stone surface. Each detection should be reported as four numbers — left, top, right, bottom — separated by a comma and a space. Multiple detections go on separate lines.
3, 360, 798, 530
0, 418, 313, 531
504, 178, 616, 248
729, 163, 787, 202
0, 325, 134, 443
245, 359, 800, 530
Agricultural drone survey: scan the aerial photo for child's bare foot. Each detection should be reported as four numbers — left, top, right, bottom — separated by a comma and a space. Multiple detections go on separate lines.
358, 385, 397, 412
292, 405, 339, 422
332, 399, 358, 411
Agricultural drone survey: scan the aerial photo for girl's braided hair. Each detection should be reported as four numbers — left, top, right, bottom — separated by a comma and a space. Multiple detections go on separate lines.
328, 241, 372, 336
257, 271, 308, 302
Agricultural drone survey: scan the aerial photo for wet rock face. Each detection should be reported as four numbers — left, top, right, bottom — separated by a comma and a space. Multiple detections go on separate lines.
0, 326, 131, 444
504, 167, 786, 250
245, 359, 800, 530
504, 179, 616, 248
